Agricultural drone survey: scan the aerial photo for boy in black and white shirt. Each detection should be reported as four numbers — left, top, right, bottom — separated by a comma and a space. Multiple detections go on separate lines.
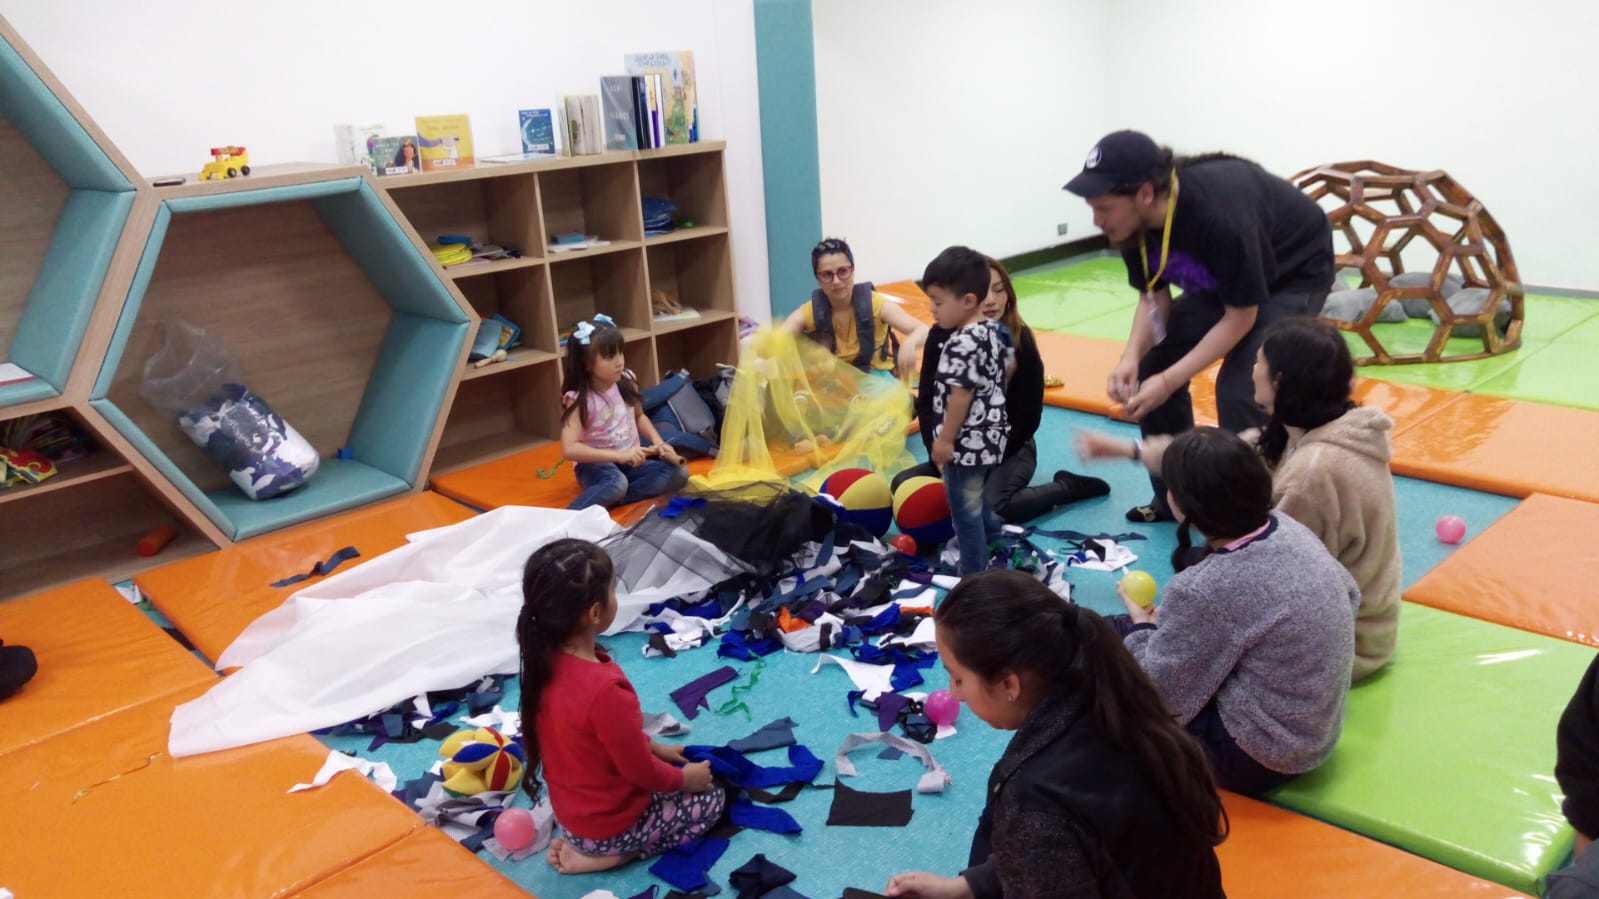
924, 245, 1009, 576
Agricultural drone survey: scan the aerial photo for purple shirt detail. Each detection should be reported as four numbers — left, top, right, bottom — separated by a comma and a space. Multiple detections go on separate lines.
1150, 249, 1218, 294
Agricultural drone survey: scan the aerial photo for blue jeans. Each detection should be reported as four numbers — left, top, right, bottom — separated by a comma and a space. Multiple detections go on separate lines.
569, 458, 689, 510
943, 462, 1003, 576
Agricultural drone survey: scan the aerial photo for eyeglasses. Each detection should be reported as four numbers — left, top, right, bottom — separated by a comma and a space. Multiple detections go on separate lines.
817, 265, 854, 283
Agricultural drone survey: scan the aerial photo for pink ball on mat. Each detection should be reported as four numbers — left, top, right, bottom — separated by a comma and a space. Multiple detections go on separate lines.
925, 689, 960, 727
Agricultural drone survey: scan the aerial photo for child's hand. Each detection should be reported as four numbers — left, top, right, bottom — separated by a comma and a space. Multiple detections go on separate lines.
681, 760, 715, 792
659, 446, 684, 466
931, 438, 955, 466
616, 445, 649, 465
1117, 579, 1160, 625
650, 740, 689, 764
1074, 430, 1133, 463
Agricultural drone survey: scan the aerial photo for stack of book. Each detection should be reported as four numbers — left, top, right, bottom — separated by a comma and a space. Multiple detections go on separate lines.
598, 51, 699, 151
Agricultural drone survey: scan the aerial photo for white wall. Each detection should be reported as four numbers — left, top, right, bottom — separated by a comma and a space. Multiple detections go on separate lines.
0, 0, 774, 320
811, 0, 1111, 287
1102, 0, 1599, 291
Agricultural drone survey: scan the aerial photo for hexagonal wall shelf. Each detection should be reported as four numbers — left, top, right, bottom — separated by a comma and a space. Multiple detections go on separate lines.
0, 19, 139, 411
89, 176, 472, 541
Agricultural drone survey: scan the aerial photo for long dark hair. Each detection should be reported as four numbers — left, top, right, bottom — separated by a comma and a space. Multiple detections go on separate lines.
939, 570, 1228, 848
1164, 428, 1273, 570
1256, 317, 1356, 466
561, 318, 640, 429
516, 538, 615, 801
983, 255, 1033, 353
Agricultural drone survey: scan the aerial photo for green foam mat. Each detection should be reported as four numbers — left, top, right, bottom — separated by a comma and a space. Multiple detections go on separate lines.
1011, 254, 1127, 286
1352, 340, 1544, 393
1471, 342, 1599, 410
1013, 279, 1136, 332
1266, 602, 1582, 895
1555, 312, 1599, 347
1517, 293, 1599, 342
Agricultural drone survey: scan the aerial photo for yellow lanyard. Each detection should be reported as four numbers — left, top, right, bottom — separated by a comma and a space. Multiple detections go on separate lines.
1139, 172, 1180, 295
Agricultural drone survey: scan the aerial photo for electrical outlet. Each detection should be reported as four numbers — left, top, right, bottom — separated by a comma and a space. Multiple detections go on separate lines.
1056, 222, 1071, 236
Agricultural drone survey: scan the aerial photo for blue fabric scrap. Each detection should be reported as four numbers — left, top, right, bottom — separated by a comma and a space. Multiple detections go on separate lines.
683, 743, 823, 788
670, 666, 739, 720
727, 798, 802, 835
270, 545, 360, 587
648, 836, 730, 892
727, 717, 798, 753
729, 853, 798, 899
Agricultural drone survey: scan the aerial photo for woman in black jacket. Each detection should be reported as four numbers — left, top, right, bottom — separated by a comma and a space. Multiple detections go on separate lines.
886, 570, 1227, 899
894, 256, 1107, 522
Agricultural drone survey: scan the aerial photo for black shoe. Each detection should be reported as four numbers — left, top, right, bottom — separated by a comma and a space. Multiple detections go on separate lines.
1126, 502, 1175, 523
1053, 470, 1110, 503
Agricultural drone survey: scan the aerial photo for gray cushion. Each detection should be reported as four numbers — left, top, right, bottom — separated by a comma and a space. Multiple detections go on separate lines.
1428, 287, 1512, 338
1390, 271, 1463, 318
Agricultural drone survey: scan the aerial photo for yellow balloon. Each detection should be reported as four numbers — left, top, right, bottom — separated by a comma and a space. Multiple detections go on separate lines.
1121, 570, 1158, 607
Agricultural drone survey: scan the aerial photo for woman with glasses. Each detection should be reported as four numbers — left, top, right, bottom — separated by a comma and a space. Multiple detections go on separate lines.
781, 237, 924, 373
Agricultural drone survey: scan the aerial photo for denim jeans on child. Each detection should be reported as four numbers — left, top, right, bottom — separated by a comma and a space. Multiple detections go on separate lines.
943, 462, 1003, 576
569, 458, 689, 511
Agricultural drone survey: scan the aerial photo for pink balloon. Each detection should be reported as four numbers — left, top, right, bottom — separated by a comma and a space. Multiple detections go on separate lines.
925, 688, 960, 727
1435, 515, 1467, 545
494, 807, 536, 851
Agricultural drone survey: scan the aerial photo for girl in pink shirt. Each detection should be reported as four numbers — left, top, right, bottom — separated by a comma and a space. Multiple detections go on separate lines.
560, 315, 688, 510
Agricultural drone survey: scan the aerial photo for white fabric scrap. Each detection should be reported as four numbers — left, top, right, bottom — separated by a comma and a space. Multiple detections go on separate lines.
812, 652, 894, 701
1064, 540, 1138, 571
641, 711, 691, 737
581, 892, 622, 899
170, 505, 743, 758
479, 797, 557, 862
879, 616, 937, 650
778, 611, 846, 653
459, 704, 522, 737
288, 750, 397, 793
833, 731, 950, 793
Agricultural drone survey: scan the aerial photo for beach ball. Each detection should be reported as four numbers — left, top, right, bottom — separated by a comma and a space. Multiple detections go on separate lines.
892, 475, 953, 546
821, 467, 893, 537
439, 726, 525, 796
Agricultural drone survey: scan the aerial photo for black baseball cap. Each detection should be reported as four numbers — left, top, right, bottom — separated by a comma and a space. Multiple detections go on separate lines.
1064, 130, 1161, 197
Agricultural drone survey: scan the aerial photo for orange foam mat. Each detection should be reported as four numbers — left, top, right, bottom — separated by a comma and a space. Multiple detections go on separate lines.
0, 578, 217, 758
291, 827, 529, 897
432, 441, 738, 512
0, 681, 422, 898
1033, 331, 1129, 417
135, 491, 479, 665
1218, 792, 1530, 897
1351, 378, 1463, 438
1405, 493, 1599, 646
875, 279, 934, 325
1389, 394, 1599, 502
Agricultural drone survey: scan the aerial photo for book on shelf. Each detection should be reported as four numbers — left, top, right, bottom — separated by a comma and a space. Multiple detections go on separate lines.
370, 135, 422, 175
599, 76, 641, 151
414, 114, 475, 171
519, 108, 557, 156
624, 51, 698, 144
332, 122, 385, 170
562, 94, 604, 156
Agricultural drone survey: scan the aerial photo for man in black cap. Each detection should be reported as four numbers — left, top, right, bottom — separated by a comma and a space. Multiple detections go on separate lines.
1065, 130, 1333, 522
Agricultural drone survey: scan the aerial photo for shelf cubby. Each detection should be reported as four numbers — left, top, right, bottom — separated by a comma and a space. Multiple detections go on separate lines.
551, 249, 651, 334
637, 146, 728, 230
384, 171, 544, 261
0, 406, 211, 599
538, 162, 644, 245
647, 232, 736, 332
0, 20, 139, 412
431, 359, 562, 473
624, 332, 662, 388
454, 264, 559, 356
653, 317, 740, 381
89, 176, 471, 541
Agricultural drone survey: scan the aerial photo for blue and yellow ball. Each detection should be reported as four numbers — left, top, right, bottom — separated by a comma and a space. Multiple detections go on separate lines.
892, 475, 953, 546
439, 726, 525, 796
821, 467, 893, 537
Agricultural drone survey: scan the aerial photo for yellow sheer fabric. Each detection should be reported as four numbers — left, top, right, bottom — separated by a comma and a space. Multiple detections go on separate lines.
692, 328, 914, 493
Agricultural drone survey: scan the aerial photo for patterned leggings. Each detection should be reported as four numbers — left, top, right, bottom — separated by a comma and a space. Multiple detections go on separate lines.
566, 787, 726, 858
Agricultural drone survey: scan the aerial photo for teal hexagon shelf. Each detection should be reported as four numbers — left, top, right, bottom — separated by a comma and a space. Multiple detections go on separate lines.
0, 22, 138, 410
89, 177, 471, 541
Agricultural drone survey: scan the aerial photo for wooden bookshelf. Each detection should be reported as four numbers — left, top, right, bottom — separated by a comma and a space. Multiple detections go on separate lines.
378, 142, 740, 474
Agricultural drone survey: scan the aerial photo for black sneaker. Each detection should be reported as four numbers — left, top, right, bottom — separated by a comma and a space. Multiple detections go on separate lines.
1125, 502, 1176, 523
1053, 470, 1111, 502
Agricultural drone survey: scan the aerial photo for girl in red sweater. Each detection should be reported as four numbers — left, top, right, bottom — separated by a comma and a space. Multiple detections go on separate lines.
517, 538, 722, 874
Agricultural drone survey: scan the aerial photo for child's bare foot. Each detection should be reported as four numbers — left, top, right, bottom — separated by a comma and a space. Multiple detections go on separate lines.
548, 837, 635, 874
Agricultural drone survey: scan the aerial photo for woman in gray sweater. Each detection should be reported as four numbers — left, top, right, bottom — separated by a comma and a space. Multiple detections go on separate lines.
1117, 427, 1361, 794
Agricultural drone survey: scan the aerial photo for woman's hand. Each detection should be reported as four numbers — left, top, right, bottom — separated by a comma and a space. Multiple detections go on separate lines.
1107, 356, 1140, 404
884, 872, 972, 899
1074, 430, 1135, 463
1117, 580, 1160, 625
650, 740, 689, 765
681, 760, 715, 792
1121, 370, 1178, 421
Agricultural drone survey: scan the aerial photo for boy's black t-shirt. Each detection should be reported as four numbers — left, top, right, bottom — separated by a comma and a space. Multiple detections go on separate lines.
1120, 157, 1333, 309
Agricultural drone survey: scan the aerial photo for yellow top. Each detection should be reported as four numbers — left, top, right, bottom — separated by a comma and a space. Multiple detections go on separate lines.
802, 291, 893, 370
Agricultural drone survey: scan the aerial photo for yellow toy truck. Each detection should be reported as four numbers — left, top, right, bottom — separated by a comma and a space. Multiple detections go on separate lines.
200, 146, 252, 180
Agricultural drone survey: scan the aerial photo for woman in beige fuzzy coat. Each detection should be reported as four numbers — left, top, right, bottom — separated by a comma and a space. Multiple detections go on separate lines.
1078, 317, 1400, 680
